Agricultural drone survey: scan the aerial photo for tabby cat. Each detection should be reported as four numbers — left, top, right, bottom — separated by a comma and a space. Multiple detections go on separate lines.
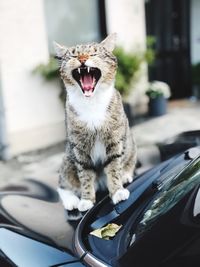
54, 33, 137, 212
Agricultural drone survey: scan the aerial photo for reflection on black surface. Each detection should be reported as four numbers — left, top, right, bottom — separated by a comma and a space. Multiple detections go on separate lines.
0, 228, 78, 267
0, 178, 59, 202
0, 179, 76, 252
137, 157, 200, 233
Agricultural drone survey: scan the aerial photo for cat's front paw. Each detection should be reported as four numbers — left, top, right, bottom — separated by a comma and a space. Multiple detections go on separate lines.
78, 199, 94, 212
57, 188, 80, 211
112, 188, 130, 204
123, 173, 133, 184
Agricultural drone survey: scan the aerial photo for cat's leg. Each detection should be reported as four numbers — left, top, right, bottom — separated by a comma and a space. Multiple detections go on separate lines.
58, 155, 81, 211
121, 134, 137, 185
122, 150, 137, 185
104, 158, 130, 205
76, 167, 96, 212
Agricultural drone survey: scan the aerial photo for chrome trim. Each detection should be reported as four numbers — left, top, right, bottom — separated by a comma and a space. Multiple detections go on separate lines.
74, 224, 85, 257
74, 223, 110, 266
84, 253, 110, 267
194, 186, 200, 217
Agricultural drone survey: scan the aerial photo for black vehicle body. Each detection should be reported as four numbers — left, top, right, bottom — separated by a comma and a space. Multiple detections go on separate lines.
75, 146, 200, 267
0, 132, 200, 267
157, 130, 200, 161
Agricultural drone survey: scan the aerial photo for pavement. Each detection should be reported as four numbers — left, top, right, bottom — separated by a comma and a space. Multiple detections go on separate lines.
0, 99, 200, 187
134, 99, 200, 146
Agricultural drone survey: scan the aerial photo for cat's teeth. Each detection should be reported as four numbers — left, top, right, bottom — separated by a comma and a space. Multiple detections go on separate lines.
87, 67, 90, 73
78, 68, 81, 74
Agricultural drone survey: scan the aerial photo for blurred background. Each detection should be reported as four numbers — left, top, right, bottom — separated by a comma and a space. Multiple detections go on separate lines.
0, 0, 200, 181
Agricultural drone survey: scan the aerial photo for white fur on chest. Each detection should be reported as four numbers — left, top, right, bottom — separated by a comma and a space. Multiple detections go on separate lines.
91, 138, 107, 165
67, 84, 114, 129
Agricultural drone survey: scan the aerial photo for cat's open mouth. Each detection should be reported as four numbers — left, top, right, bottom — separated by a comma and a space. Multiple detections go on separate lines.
72, 66, 101, 97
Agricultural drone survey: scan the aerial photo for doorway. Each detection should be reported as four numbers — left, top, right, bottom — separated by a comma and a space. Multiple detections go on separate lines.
145, 0, 191, 99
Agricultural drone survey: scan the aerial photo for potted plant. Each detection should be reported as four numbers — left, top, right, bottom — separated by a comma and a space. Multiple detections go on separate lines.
114, 47, 144, 96
146, 81, 171, 117
114, 37, 155, 97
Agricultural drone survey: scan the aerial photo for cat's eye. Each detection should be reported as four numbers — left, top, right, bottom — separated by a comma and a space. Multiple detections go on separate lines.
69, 54, 97, 59
63, 53, 98, 60
61, 54, 76, 61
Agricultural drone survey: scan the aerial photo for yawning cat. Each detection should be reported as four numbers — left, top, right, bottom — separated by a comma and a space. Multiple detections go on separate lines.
54, 33, 137, 212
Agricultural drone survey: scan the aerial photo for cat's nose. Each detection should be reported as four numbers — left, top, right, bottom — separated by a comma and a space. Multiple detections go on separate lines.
78, 54, 89, 64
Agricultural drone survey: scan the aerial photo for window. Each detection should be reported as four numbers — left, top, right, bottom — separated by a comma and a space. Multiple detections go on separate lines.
43, 0, 103, 54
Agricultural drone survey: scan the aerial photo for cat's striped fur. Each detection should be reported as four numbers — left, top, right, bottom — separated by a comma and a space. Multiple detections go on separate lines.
54, 34, 137, 212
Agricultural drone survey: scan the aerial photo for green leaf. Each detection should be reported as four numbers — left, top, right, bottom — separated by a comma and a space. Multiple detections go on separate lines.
33, 57, 59, 80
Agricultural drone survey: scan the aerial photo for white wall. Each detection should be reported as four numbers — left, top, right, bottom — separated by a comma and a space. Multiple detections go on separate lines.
105, 0, 146, 51
0, 0, 65, 156
191, 0, 200, 64
0, 68, 8, 160
105, 0, 148, 107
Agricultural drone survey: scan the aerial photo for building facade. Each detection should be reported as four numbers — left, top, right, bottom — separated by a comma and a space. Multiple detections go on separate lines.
0, 0, 147, 158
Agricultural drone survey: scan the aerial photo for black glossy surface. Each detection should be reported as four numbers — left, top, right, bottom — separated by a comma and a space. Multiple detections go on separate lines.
0, 178, 82, 266
0, 228, 77, 267
158, 130, 200, 161
0, 178, 77, 250
75, 149, 200, 267
0, 145, 200, 266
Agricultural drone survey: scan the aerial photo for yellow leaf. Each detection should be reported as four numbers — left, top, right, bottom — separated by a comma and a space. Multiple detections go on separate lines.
90, 223, 122, 240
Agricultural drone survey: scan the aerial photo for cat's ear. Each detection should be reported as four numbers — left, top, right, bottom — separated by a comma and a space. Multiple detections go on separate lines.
53, 41, 68, 58
101, 33, 117, 52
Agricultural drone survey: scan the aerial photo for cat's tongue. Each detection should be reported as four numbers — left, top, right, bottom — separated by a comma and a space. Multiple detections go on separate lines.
80, 74, 94, 97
